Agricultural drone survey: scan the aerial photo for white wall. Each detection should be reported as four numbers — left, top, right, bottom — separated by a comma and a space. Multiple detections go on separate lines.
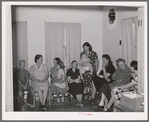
12, 6, 138, 72
12, 6, 103, 72
102, 6, 138, 68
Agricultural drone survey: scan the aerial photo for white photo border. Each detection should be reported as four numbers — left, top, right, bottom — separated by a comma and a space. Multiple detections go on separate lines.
2, 1, 148, 120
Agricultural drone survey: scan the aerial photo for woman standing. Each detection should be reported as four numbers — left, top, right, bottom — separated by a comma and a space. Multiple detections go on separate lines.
30, 54, 49, 111
80, 42, 99, 100
66, 60, 84, 107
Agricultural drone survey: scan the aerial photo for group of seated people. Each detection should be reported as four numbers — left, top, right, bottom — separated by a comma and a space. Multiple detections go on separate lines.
15, 42, 138, 112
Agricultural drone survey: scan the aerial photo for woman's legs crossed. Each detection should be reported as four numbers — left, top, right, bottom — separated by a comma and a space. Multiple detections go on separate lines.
103, 90, 115, 111
99, 92, 105, 106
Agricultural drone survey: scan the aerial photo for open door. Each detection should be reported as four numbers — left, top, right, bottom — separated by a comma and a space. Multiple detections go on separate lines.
45, 22, 81, 71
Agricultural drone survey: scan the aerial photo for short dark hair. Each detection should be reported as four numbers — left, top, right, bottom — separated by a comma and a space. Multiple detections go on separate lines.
116, 58, 126, 66
34, 54, 42, 62
130, 61, 138, 70
71, 60, 78, 67
57, 61, 65, 69
102, 54, 113, 65
54, 57, 61, 63
83, 42, 92, 51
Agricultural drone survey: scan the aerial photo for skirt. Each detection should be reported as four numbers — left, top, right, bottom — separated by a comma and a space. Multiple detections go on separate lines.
68, 82, 83, 98
31, 81, 49, 92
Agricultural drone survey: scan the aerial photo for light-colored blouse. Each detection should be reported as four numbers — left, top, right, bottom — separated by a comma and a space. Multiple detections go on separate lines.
29, 63, 49, 91
30, 63, 49, 81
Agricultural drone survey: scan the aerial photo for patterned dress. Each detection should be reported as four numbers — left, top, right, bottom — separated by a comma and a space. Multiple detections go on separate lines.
80, 51, 98, 95
52, 69, 69, 95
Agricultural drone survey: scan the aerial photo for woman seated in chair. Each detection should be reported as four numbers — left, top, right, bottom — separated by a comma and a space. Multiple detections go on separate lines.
66, 60, 84, 107
30, 54, 49, 111
50, 57, 61, 96
103, 59, 133, 112
52, 61, 69, 105
93, 54, 115, 110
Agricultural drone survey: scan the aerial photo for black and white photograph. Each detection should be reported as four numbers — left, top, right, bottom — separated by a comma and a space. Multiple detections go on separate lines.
2, 1, 148, 120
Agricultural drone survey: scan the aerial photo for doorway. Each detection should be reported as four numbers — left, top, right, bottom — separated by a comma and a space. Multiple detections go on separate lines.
45, 22, 81, 71
12, 21, 28, 110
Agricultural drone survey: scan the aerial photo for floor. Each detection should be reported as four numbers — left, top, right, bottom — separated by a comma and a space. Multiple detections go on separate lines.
14, 97, 102, 112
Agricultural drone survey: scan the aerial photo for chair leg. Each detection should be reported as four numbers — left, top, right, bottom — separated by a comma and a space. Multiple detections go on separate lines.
69, 94, 71, 102
49, 96, 51, 106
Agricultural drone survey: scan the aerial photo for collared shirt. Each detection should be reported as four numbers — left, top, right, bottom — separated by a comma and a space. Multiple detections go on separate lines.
112, 65, 131, 87
30, 63, 49, 81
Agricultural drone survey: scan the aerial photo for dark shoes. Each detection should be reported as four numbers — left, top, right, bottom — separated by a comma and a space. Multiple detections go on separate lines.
93, 105, 104, 111
103, 107, 113, 112
40, 105, 47, 111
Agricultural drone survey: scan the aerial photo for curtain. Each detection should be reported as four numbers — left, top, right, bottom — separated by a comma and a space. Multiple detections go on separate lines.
12, 21, 28, 70
121, 17, 138, 66
64, 23, 81, 70
45, 23, 64, 71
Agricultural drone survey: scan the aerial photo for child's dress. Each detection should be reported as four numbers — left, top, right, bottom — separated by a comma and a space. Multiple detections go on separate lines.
79, 56, 93, 75
53, 69, 69, 94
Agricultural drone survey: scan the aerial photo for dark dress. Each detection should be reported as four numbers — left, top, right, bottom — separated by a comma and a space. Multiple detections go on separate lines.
66, 68, 83, 98
80, 51, 98, 94
92, 64, 116, 101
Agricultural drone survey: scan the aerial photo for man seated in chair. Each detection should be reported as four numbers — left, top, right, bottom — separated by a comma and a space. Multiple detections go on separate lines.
104, 60, 138, 112
17, 60, 36, 110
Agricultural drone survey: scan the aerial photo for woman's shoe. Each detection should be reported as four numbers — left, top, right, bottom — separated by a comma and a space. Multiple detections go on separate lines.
93, 105, 104, 110
97, 106, 104, 111
103, 107, 113, 112
79, 103, 84, 107
40, 105, 43, 109
42, 105, 47, 111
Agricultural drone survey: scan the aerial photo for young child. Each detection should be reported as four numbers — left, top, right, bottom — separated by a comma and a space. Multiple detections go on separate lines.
17, 60, 36, 110
52, 61, 69, 105
79, 53, 93, 79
